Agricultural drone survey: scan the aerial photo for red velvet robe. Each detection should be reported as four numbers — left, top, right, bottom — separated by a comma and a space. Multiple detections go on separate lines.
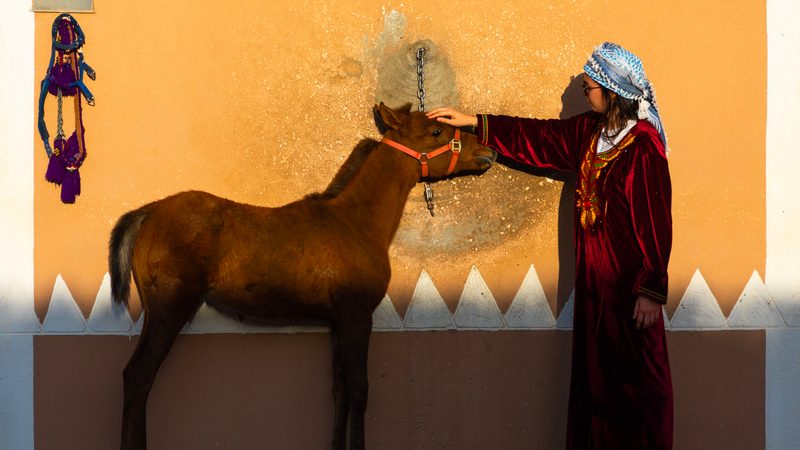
477, 112, 673, 450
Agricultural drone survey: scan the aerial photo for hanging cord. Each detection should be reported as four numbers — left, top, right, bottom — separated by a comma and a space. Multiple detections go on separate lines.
416, 46, 436, 217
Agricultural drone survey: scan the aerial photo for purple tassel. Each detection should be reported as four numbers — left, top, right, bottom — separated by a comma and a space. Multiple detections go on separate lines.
45, 131, 86, 203
62, 132, 85, 167
45, 136, 67, 184
60, 170, 81, 204
45, 156, 66, 185
47, 63, 78, 96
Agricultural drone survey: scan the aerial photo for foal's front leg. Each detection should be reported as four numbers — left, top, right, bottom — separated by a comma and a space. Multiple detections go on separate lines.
339, 320, 373, 450
331, 328, 350, 450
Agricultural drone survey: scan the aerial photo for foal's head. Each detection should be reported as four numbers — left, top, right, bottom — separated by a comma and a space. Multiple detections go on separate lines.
374, 103, 496, 180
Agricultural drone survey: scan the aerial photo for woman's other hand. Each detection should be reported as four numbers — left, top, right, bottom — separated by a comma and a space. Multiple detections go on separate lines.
426, 107, 478, 128
633, 295, 662, 329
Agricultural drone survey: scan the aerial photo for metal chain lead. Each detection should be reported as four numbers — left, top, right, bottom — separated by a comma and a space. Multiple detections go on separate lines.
416, 47, 426, 112
416, 47, 435, 216
424, 182, 434, 216
56, 88, 65, 141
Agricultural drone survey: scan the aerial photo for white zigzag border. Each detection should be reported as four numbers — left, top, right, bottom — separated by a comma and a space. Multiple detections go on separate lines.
0, 267, 790, 335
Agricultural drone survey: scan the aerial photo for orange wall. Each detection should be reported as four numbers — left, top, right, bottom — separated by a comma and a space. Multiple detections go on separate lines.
33, 0, 765, 318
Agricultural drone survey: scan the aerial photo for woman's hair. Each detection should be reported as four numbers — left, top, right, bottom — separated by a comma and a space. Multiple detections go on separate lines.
599, 88, 639, 137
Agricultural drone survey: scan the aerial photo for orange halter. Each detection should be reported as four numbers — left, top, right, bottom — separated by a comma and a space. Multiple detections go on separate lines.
381, 129, 462, 179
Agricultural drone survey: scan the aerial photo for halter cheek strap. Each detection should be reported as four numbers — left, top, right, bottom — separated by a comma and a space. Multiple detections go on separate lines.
381, 129, 461, 178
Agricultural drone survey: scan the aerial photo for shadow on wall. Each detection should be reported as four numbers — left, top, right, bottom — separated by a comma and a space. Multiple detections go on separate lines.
494, 74, 589, 315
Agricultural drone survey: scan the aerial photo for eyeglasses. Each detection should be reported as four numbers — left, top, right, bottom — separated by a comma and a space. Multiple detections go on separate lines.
582, 85, 602, 96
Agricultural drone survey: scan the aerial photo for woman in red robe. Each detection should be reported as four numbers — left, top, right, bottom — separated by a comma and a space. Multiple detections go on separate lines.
429, 42, 673, 450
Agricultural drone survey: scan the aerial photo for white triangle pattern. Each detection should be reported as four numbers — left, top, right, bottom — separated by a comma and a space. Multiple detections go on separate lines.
133, 311, 144, 334
555, 290, 575, 330
453, 266, 505, 329
728, 271, 786, 328
372, 295, 403, 331
0, 280, 41, 332
505, 265, 555, 329
670, 269, 728, 330
183, 303, 242, 334
42, 275, 86, 333
10, 268, 800, 334
403, 270, 454, 330
87, 273, 133, 333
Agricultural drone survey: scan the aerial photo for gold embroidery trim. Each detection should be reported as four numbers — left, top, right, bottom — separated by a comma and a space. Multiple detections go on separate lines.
576, 132, 636, 230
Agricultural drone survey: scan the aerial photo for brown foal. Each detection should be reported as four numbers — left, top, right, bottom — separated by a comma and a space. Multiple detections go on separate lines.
109, 103, 496, 450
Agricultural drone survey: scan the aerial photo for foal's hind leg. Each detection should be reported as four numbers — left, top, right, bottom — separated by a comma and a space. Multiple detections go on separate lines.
121, 288, 202, 450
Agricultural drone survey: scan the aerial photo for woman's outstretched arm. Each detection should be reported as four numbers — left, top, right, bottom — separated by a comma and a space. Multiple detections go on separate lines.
426, 107, 478, 128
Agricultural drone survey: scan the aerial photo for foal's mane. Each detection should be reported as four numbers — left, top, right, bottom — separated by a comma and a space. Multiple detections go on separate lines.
306, 138, 380, 200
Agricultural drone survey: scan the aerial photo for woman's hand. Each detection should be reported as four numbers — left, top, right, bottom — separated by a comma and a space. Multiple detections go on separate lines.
633, 295, 662, 329
426, 107, 478, 128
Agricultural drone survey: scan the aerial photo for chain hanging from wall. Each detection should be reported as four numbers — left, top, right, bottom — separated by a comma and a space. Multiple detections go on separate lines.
415, 46, 437, 216
37, 13, 96, 204
375, 39, 458, 217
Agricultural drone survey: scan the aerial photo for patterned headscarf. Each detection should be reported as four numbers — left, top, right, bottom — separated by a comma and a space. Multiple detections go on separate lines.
584, 42, 668, 151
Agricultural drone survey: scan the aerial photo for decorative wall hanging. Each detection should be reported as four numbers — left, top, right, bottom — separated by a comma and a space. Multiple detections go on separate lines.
37, 13, 95, 204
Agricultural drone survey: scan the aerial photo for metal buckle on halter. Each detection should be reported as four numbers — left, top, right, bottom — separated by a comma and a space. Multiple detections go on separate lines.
449, 139, 461, 153
418, 153, 429, 163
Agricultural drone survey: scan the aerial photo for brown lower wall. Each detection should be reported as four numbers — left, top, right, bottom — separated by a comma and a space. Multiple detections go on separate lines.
34, 331, 763, 450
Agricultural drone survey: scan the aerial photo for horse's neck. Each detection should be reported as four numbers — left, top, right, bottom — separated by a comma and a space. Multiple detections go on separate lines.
332, 143, 419, 248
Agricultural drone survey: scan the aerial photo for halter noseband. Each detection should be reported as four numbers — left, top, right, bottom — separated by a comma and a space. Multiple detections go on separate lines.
380, 129, 462, 179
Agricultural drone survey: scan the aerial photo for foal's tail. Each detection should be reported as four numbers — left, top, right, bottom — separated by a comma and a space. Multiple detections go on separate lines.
108, 208, 149, 306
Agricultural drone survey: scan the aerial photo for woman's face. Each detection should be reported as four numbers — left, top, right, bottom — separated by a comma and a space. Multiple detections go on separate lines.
582, 73, 608, 113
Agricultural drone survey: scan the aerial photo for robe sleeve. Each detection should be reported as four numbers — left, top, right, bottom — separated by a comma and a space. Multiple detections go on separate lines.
475, 112, 599, 172
626, 134, 672, 304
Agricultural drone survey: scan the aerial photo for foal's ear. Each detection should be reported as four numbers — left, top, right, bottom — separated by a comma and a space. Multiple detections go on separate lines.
373, 102, 403, 134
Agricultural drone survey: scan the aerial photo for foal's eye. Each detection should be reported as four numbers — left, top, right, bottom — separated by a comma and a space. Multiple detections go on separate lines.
432, 129, 442, 137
